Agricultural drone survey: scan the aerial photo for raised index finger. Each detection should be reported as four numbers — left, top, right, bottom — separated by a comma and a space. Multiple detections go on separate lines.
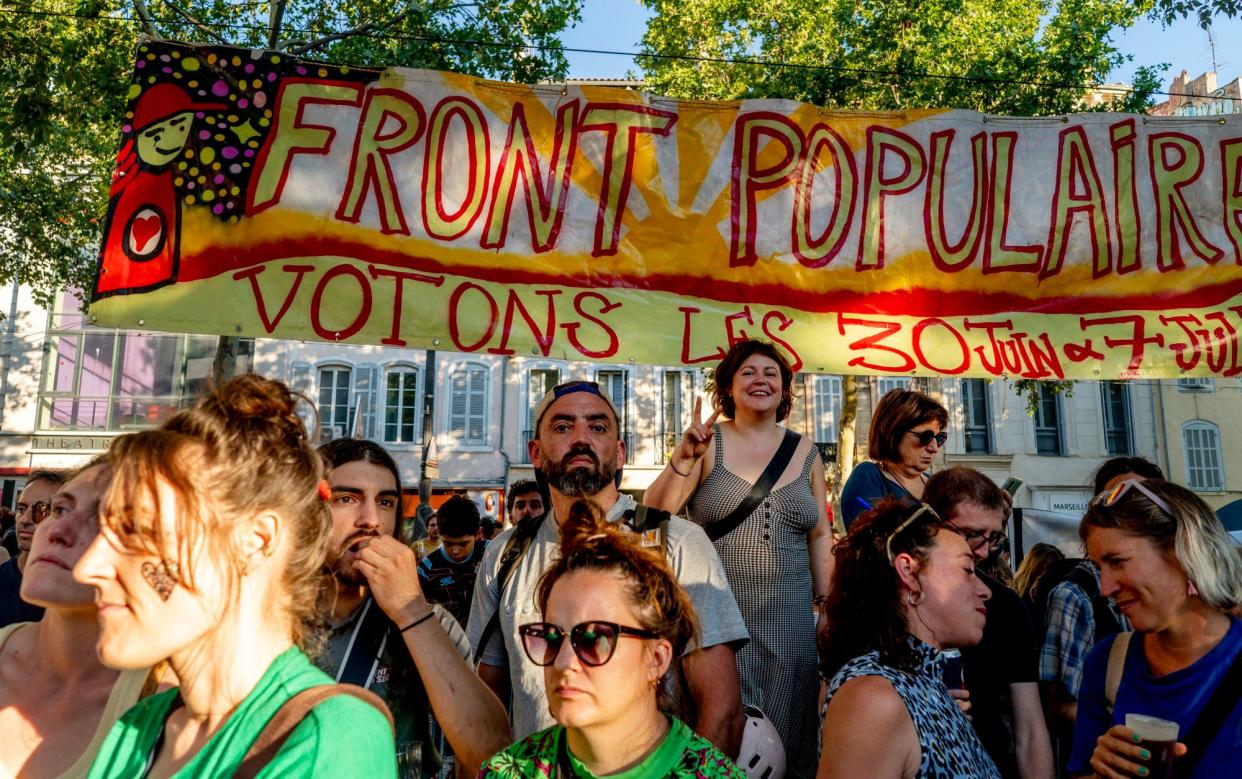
692, 396, 703, 425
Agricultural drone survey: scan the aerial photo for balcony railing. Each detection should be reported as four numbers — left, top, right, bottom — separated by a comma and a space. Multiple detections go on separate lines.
39, 395, 184, 432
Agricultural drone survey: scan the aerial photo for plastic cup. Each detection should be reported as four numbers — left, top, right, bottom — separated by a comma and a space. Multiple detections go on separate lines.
1125, 714, 1179, 779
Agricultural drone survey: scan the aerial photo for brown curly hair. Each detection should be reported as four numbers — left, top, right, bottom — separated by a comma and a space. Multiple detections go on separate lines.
101, 374, 332, 654
711, 339, 795, 421
818, 496, 950, 677
536, 500, 700, 715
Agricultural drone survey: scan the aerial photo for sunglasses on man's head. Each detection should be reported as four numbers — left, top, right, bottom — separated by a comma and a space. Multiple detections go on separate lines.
907, 429, 948, 448
1092, 478, 1174, 518
519, 621, 660, 667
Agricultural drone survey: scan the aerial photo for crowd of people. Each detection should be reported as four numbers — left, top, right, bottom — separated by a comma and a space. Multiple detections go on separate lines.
0, 339, 1238, 778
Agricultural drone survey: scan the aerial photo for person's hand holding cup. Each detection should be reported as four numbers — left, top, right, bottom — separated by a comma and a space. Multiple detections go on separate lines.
1089, 714, 1186, 779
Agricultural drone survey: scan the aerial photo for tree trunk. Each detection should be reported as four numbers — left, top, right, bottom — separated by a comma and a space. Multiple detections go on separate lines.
212, 335, 237, 387
833, 374, 859, 532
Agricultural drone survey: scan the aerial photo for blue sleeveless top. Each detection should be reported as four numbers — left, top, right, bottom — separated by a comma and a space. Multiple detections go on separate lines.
825, 639, 1000, 778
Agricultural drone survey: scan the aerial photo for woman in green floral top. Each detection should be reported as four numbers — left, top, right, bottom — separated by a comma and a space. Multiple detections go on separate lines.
478, 500, 744, 779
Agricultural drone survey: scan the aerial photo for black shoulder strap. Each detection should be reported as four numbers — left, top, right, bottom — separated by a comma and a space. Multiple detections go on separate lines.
336, 598, 391, 687
1174, 643, 1242, 778
476, 513, 546, 664
705, 428, 800, 542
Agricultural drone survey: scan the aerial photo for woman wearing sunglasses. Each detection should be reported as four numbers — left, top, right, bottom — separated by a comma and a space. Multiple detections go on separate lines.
818, 497, 998, 778
478, 500, 744, 778
75, 376, 396, 777
1069, 479, 1242, 779
839, 389, 949, 529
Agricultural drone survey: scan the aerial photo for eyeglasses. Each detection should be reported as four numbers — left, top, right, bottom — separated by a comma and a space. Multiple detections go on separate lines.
1092, 478, 1174, 518
15, 501, 51, 523
885, 502, 944, 564
948, 524, 1009, 553
519, 621, 660, 667
907, 429, 948, 448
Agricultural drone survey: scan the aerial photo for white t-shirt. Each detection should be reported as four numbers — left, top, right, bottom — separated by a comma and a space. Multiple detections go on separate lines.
465, 493, 749, 739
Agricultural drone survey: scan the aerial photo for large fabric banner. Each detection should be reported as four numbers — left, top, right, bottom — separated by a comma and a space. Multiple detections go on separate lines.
91, 41, 1242, 378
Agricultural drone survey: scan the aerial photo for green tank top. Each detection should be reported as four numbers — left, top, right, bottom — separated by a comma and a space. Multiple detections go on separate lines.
86, 646, 396, 778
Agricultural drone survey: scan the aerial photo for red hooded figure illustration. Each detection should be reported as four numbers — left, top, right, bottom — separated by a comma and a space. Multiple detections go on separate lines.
95, 83, 226, 299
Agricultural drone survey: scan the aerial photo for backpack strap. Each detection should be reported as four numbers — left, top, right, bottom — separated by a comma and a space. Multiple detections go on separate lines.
1175, 644, 1242, 778
1105, 631, 1132, 714
476, 513, 546, 665
705, 428, 800, 542
624, 504, 672, 557
234, 684, 393, 779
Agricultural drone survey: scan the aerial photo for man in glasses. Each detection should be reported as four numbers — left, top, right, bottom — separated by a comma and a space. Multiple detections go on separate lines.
924, 467, 1053, 779
467, 381, 750, 757
0, 470, 66, 628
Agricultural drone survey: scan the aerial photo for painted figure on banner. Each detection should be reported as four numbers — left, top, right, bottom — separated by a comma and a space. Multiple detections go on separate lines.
96, 84, 225, 298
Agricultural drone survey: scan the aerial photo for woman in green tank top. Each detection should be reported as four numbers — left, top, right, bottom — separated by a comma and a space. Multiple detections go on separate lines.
74, 376, 396, 778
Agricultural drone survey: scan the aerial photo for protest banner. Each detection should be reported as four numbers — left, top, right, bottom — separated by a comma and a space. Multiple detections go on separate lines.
90, 41, 1242, 378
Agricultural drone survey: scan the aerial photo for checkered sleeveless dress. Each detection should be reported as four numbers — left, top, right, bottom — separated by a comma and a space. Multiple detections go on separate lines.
688, 425, 821, 778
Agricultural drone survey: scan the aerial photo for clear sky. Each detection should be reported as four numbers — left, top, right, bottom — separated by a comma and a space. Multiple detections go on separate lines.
560, 0, 1242, 96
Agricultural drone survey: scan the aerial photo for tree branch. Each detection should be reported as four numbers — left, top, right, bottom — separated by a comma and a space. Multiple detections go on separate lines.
130, 0, 161, 39
268, 0, 288, 49
284, 3, 481, 55
286, 9, 417, 55
165, 3, 230, 45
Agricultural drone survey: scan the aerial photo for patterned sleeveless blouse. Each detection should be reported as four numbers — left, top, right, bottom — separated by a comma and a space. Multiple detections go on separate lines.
824, 640, 1001, 779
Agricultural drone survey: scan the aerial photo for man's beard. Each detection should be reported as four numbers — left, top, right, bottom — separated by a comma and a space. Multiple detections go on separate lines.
328, 530, 380, 586
541, 444, 616, 497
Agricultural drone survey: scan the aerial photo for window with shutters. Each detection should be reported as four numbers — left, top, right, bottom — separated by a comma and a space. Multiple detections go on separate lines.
351, 364, 379, 439
383, 366, 420, 444
877, 377, 912, 397
448, 363, 489, 446
814, 376, 842, 443
659, 370, 695, 463
595, 369, 629, 431
962, 379, 991, 454
1183, 421, 1224, 491
524, 366, 562, 462
1100, 382, 1133, 456
1033, 384, 1064, 456
596, 368, 632, 462
317, 366, 352, 440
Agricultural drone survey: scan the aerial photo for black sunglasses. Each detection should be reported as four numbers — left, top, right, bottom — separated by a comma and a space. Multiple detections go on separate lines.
907, 429, 948, 448
519, 621, 660, 667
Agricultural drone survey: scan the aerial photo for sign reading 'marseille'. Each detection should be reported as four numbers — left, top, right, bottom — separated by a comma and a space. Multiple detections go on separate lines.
90, 41, 1242, 379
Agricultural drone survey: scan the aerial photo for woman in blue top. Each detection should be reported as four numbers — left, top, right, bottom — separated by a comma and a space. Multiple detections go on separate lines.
839, 389, 948, 529
1072, 478, 1242, 779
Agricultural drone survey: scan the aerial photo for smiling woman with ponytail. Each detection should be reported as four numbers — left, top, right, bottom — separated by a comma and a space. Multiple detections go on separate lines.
479, 499, 744, 778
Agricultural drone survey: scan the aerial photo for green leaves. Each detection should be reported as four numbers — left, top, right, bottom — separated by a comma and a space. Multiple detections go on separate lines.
0, 0, 582, 304
636, 0, 1199, 116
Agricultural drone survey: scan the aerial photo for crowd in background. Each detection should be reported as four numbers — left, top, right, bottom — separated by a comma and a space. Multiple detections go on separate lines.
0, 339, 1238, 778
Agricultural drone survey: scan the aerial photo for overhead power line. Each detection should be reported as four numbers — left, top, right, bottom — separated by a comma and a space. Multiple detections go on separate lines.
0, 5, 1238, 105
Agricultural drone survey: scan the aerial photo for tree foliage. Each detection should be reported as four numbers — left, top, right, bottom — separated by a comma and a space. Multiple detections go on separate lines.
637, 0, 1176, 114
0, 0, 581, 307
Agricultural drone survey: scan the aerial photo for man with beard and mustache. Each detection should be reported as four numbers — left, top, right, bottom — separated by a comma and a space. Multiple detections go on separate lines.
466, 381, 750, 757
0, 470, 66, 628
317, 439, 510, 777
